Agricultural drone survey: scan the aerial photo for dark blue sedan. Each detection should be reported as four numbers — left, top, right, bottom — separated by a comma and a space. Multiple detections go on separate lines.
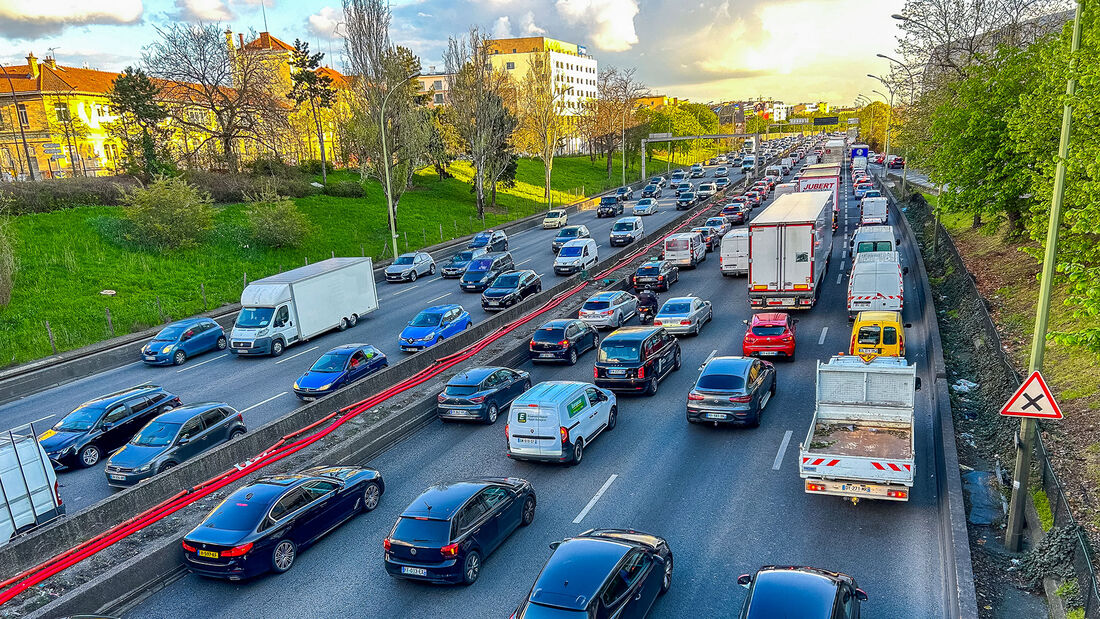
737, 566, 867, 618
141, 318, 226, 366
293, 344, 388, 400
384, 477, 536, 585
181, 466, 384, 580
398, 304, 472, 352
437, 366, 531, 424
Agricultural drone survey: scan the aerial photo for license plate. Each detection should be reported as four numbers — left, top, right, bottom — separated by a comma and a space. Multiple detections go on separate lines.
110, 474, 126, 480
859, 348, 879, 354
301, 396, 316, 401
198, 550, 219, 559
144, 356, 156, 361
842, 483, 873, 494
539, 353, 555, 358
488, 301, 499, 306
705, 413, 726, 420
516, 438, 537, 445
402, 566, 428, 577
402, 346, 418, 352
609, 369, 626, 376
759, 351, 778, 356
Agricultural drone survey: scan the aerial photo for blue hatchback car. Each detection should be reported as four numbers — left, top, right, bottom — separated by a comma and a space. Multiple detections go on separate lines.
398, 305, 472, 352
293, 344, 388, 400
141, 318, 226, 366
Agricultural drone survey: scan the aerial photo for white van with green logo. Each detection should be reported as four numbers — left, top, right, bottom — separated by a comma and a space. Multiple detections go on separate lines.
505, 381, 617, 466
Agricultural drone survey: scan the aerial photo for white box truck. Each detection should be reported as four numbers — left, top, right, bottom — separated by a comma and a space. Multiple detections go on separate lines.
799, 355, 918, 502
719, 228, 749, 276
1, 424, 64, 546
851, 156, 868, 174
860, 196, 888, 225
230, 257, 379, 357
773, 182, 798, 199
822, 139, 846, 164
748, 191, 834, 309
846, 251, 906, 320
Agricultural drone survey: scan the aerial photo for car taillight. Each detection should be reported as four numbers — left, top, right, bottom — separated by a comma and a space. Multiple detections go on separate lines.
653, 320, 662, 326
384, 538, 392, 551
181, 541, 196, 553
529, 340, 536, 350
558, 339, 569, 348
729, 394, 752, 403
687, 392, 703, 401
637, 365, 646, 379
54, 480, 62, 506
560, 426, 569, 444
680, 320, 691, 325
221, 542, 253, 557
806, 483, 826, 492
657, 275, 664, 281
850, 334, 857, 352
470, 395, 486, 403
888, 489, 908, 499
593, 367, 599, 379
441, 543, 459, 558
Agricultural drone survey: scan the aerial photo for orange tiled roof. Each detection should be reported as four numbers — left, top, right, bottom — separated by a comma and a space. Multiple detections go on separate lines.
0, 62, 121, 96
244, 32, 294, 52
315, 66, 352, 89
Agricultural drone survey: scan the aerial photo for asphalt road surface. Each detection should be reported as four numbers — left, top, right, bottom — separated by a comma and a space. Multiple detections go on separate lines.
129, 151, 948, 618
1, 160, 752, 511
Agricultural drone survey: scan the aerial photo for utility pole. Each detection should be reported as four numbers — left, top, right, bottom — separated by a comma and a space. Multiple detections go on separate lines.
878, 54, 917, 194
380, 71, 420, 261
1005, 0, 1082, 553
870, 85, 895, 162
1, 63, 36, 181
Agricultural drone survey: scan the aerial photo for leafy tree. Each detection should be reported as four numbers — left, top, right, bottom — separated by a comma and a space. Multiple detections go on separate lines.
288, 40, 338, 183
514, 50, 570, 205
124, 176, 214, 249
107, 67, 169, 179
247, 185, 312, 248
425, 106, 460, 181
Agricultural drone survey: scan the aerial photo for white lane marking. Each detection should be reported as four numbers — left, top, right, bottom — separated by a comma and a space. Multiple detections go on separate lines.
516, 258, 534, 267
818, 326, 829, 345
241, 391, 290, 413
772, 430, 794, 470
837, 272, 843, 285
176, 353, 228, 373
392, 284, 421, 296
274, 345, 320, 365
30, 414, 56, 426
573, 474, 618, 524
842, 250, 847, 258
704, 349, 718, 364
840, 260, 846, 271
427, 292, 452, 304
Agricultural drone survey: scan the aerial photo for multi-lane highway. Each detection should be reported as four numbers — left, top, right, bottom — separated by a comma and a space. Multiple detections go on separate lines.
128, 147, 948, 618
0, 160, 751, 511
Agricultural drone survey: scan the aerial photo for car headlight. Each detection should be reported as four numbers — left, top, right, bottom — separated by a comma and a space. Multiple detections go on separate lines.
317, 382, 332, 391
256, 328, 269, 337
135, 463, 152, 473
162, 344, 174, 353
293, 381, 300, 390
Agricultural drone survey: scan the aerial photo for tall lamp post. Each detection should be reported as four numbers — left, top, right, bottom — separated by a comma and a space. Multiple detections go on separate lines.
877, 54, 917, 194
869, 74, 897, 164
380, 71, 420, 260
1, 64, 35, 181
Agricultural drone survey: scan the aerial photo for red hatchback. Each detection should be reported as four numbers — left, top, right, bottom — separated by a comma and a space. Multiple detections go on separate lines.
742, 313, 797, 358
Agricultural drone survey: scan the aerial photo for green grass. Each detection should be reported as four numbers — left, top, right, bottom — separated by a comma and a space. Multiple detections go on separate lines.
1, 149, 704, 365
1032, 487, 1054, 531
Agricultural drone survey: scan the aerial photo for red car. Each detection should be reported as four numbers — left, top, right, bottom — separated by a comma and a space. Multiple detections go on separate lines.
742, 313, 797, 358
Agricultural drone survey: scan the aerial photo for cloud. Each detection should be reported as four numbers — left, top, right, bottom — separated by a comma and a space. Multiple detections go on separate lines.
555, 0, 638, 51
519, 10, 545, 35
417, 11, 433, 18
173, 0, 233, 21
307, 6, 342, 39
492, 16, 512, 38
0, 0, 143, 39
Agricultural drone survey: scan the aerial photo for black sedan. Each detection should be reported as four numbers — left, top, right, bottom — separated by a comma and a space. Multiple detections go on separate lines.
632, 260, 679, 292
737, 566, 867, 618
686, 356, 776, 427
641, 184, 662, 198
384, 477, 536, 585
513, 529, 673, 618
437, 366, 532, 424
615, 186, 634, 201
676, 192, 696, 210
181, 465, 384, 580
528, 318, 599, 365
481, 270, 542, 311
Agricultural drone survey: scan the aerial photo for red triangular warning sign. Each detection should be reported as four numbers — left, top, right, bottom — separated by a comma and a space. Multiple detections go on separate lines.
1000, 371, 1062, 419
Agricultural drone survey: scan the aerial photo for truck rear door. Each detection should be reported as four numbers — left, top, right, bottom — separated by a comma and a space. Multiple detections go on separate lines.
749, 226, 780, 291
781, 224, 812, 291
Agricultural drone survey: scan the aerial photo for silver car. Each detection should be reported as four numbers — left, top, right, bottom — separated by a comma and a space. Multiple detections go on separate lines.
578, 290, 638, 329
704, 217, 731, 236
385, 251, 435, 282
652, 296, 713, 336
633, 198, 659, 216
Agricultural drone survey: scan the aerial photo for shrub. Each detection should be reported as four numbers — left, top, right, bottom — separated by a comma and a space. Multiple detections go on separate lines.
179, 171, 318, 203
0, 175, 141, 214
323, 180, 365, 198
266, 176, 318, 198
247, 157, 293, 177
247, 186, 311, 248
123, 176, 214, 249
299, 159, 323, 175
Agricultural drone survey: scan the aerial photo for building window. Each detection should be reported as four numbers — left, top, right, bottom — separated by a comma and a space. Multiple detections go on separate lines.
506, 62, 515, 70
434, 93, 444, 105
512, 48, 517, 53
433, 80, 442, 90
54, 103, 70, 123
17, 103, 28, 126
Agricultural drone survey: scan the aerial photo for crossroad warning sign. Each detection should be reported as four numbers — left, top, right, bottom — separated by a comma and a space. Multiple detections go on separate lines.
1000, 371, 1062, 419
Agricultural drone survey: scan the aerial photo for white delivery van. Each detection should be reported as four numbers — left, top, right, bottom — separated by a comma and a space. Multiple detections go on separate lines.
850, 225, 899, 256
860, 196, 888, 225
553, 238, 598, 275
748, 191, 834, 309
664, 232, 707, 268
765, 165, 783, 180
1, 424, 64, 546
741, 156, 756, 173
609, 216, 644, 247
720, 228, 749, 277
780, 158, 794, 174
505, 381, 616, 465
230, 258, 379, 357
847, 251, 906, 320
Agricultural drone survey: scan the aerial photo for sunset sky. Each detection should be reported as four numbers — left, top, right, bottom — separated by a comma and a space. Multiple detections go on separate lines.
0, 0, 909, 106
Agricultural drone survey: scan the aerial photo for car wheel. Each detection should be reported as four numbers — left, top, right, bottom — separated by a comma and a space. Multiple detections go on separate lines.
607, 406, 618, 431
158, 461, 177, 474
349, 314, 359, 327
485, 403, 500, 425
429, 263, 436, 275
173, 350, 187, 366
570, 438, 584, 466
645, 378, 658, 397
673, 350, 682, 371
660, 553, 674, 595
615, 312, 623, 328
337, 317, 350, 331
216, 336, 227, 350
361, 481, 382, 512
409, 270, 418, 282
79, 444, 101, 468
462, 550, 482, 585
271, 340, 284, 357
520, 495, 536, 526
567, 347, 578, 366
271, 539, 297, 573
591, 333, 599, 352
229, 429, 245, 440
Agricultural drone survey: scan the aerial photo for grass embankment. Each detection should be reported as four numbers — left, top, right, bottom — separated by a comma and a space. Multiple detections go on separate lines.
2, 150, 703, 365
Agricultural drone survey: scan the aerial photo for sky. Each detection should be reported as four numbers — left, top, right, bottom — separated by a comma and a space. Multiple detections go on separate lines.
0, 0, 909, 106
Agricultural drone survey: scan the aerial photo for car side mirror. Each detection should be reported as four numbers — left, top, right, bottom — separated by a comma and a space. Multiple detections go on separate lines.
904, 323, 912, 329
737, 574, 752, 588
102, 422, 115, 431
178, 436, 191, 445
855, 588, 869, 602
896, 238, 902, 245
914, 377, 923, 392
902, 266, 910, 275
794, 319, 800, 324
742, 319, 749, 325
549, 541, 562, 551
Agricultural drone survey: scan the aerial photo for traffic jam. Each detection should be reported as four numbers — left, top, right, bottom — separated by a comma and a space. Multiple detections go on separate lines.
11, 135, 930, 618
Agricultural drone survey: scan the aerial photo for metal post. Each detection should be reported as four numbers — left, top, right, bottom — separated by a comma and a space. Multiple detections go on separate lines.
621, 106, 627, 187
44, 320, 56, 354
380, 72, 419, 262
1006, 0, 1082, 553
1, 64, 36, 181
201, 283, 207, 311
105, 307, 114, 337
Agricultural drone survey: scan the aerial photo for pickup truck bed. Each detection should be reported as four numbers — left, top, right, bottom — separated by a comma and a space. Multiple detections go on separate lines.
808, 421, 912, 459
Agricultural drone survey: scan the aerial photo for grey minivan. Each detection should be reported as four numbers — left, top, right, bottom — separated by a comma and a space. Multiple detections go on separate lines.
104, 403, 246, 487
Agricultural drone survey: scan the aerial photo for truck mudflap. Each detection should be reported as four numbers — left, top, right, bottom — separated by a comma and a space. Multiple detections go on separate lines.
803, 478, 911, 501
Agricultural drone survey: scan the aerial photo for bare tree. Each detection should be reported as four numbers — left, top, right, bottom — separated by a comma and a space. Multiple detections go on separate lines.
143, 23, 284, 172
601, 67, 648, 179
513, 51, 570, 205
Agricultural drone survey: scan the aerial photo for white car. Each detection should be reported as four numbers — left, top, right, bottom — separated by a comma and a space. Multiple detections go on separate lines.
578, 290, 638, 329
633, 198, 659, 216
697, 183, 717, 199
652, 296, 713, 336
553, 238, 598, 275
506, 381, 616, 465
542, 209, 568, 228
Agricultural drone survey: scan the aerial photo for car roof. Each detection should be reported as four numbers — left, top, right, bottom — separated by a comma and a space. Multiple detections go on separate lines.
529, 537, 632, 610
604, 326, 660, 342
663, 296, 696, 304
447, 366, 501, 385
561, 238, 592, 246
745, 567, 844, 618
77, 385, 165, 409
538, 319, 576, 330
856, 310, 903, 322
152, 402, 229, 423
324, 343, 373, 354
401, 480, 492, 520
752, 313, 790, 325
515, 381, 588, 403
225, 477, 299, 508
588, 291, 623, 301
421, 304, 461, 314
164, 317, 210, 328
702, 356, 753, 374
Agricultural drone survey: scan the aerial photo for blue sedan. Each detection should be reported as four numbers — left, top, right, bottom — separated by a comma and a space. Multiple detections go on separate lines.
293, 344, 388, 400
181, 466, 384, 580
398, 304, 472, 352
141, 318, 226, 366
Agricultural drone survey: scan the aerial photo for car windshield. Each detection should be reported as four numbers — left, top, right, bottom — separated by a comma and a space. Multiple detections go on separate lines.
533, 327, 565, 343
637, 199, 654, 206
492, 275, 520, 288
612, 222, 634, 232
202, 493, 272, 531
451, 251, 474, 263
546, 210, 564, 217
666, 239, 688, 251
600, 198, 617, 205
752, 326, 787, 337
444, 384, 479, 397
598, 341, 640, 363
468, 258, 494, 271
637, 265, 661, 275
856, 241, 892, 253
559, 246, 583, 257
660, 302, 691, 315
55, 405, 106, 432
680, 193, 695, 199
696, 373, 746, 390
392, 516, 450, 545
410, 312, 443, 327
130, 421, 181, 447
678, 184, 691, 190
644, 185, 657, 191
236, 307, 274, 329
395, 256, 416, 266
707, 220, 724, 227
583, 301, 610, 310
557, 228, 579, 239
472, 233, 490, 243
310, 352, 350, 372
153, 325, 186, 341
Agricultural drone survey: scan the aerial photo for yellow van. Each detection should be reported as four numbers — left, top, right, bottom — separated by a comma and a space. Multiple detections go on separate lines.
849, 311, 908, 358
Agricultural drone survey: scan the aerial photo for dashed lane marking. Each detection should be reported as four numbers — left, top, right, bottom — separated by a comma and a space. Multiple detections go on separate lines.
573, 474, 618, 524
241, 391, 290, 413
274, 345, 320, 365
773, 431, 794, 470
818, 326, 829, 345
176, 353, 229, 373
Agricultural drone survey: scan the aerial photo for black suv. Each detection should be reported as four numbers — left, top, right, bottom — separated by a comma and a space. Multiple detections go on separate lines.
597, 196, 624, 218
480, 269, 542, 310
632, 259, 679, 292
641, 184, 662, 198
468, 229, 508, 252
594, 326, 681, 396
38, 385, 182, 468
614, 186, 634, 201
460, 252, 515, 292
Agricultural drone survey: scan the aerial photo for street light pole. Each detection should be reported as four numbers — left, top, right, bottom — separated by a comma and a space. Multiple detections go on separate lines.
380, 70, 420, 261
1, 63, 36, 181
869, 75, 897, 163
877, 54, 917, 195
1005, 0, 1082, 553
621, 104, 627, 187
